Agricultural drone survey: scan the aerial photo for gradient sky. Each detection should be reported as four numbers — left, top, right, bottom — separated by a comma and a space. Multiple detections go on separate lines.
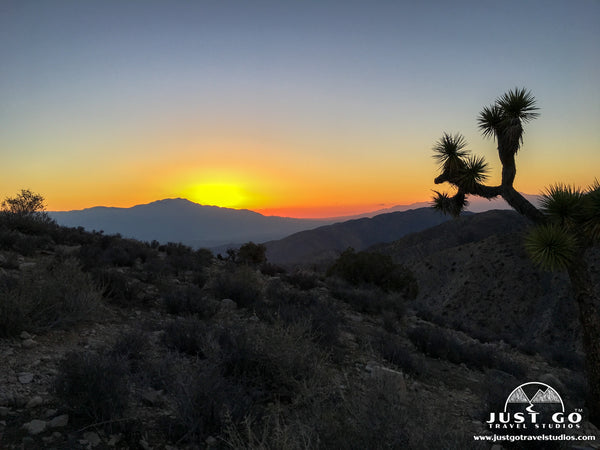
1, 0, 599, 217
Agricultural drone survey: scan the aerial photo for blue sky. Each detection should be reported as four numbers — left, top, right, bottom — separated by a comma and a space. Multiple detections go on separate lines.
1, 0, 598, 216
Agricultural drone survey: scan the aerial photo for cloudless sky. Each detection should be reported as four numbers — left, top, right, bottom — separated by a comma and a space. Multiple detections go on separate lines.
1, 0, 598, 217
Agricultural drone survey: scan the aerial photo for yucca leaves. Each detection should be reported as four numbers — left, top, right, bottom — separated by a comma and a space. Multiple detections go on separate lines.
477, 104, 503, 139
496, 88, 540, 123
583, 180, 600, 243
525, 224, 578, 270
431, 190, 467, 217
540, 184, 586, 228
478, 88, 539, 155
456, 155, 489, 191
432, 133, 468, 175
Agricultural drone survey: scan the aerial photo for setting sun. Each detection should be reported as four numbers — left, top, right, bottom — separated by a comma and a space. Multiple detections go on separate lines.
183, 183, 246, 208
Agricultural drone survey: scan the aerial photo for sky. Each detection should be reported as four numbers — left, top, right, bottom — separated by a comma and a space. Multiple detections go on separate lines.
1, 0, 599, 218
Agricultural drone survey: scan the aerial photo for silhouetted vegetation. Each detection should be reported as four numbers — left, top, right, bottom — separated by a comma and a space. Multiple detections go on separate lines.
327, 248, 418, 297
0, 258, 101, 337
54, 350, 129, 422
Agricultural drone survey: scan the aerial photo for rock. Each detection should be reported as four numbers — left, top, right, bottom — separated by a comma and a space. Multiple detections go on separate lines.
44, 408, 58, 418
18, 372, 34, 384
107, 434, 122, 446
20, 331, 32, 340
141, 389, 163, 406
370, 365, 406, 383
364, 361, 380, 373
0, 406, 10, 417
19, 262, 36, 271
22, 436, 35, 447
49, 414, 69, 428
26, 396, 44, 408
206, 436, 218, 446
221, 298, 237, 309
83, 431, 101, 447
22, 419, 47, 435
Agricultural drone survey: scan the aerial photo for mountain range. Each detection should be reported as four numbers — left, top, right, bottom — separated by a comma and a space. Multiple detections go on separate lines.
264, 207, 453, 265
49, 198, 334, 249
49, 194, 540, 251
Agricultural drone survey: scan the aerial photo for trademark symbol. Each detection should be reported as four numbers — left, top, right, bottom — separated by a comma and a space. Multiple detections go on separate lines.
575, 408, 583, 413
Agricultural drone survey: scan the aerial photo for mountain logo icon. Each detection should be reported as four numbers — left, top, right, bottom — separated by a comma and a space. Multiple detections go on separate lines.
504, 382, 564, 412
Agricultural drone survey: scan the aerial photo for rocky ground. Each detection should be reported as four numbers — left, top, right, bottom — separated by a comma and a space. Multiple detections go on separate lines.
0, 218, 599, 449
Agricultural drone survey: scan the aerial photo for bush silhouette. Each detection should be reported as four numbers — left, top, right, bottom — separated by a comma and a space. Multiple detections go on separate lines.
327, 248, 418, 297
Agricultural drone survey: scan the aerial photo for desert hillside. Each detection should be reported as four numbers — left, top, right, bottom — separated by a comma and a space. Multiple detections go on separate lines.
0, 211, 598, 449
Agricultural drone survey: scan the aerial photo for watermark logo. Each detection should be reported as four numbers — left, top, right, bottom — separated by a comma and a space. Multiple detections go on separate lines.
486, 381, 582, 431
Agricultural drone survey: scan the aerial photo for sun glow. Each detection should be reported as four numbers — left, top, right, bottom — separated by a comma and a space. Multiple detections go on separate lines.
184, 183, 246, 208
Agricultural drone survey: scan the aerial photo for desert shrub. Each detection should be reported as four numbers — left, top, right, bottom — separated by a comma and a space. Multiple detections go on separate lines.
170, 367, 253, 443
54, 350, 129, 422
259, 261, 286, 276
0, 227, 53, 255
162, 284, 219, 318
318, 377, 409, 449
541, 343, 585, 371
223, 403, 319, 450
210, 265, 263, 308
327, 248, 418, 297
328, 279, 405, 317
0, 229, 19, 250
283, 269, 321, 291
91, 267, 138, 305
237, 242, 267, 266
159, 243, 213, 276
407, 325, 526, 376
110, 328, 151, 374
48, 225, 95, 246
0, 209, 56, 238
0, 258, 101, 337
217, 321, 329, 403
373, 331, 422, 376
78, 235, 153, 270
163, 317, 208, 357
265, 283, 341, 349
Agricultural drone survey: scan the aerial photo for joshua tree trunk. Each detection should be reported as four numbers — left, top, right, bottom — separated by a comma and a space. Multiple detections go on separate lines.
567, 253, 600, 426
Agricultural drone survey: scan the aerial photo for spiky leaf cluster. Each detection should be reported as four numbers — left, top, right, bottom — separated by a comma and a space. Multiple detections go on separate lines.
583, 180, 600, 243
526, 181, 600, 270
525, 224, 578, 270
432, 132, 468, 176
478, 87, 539, 154
432, 190, 467, 218
540, 184, 585, 228
456, 155, 490, 192
431, 133, 490, 215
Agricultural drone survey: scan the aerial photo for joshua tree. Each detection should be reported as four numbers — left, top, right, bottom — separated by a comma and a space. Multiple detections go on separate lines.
431, 88, 600, 425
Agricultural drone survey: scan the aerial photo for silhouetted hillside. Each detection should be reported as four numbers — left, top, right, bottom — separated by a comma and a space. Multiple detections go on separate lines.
372, 209, 530, 263
50, 198, 333, 248
264, 208, 452, 265
375, 210, 600, 353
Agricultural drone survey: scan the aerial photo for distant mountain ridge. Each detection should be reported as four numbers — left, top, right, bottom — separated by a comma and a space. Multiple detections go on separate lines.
50, 198, 334, 249
264, 207, 454, 265
49, 194, 541, 252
